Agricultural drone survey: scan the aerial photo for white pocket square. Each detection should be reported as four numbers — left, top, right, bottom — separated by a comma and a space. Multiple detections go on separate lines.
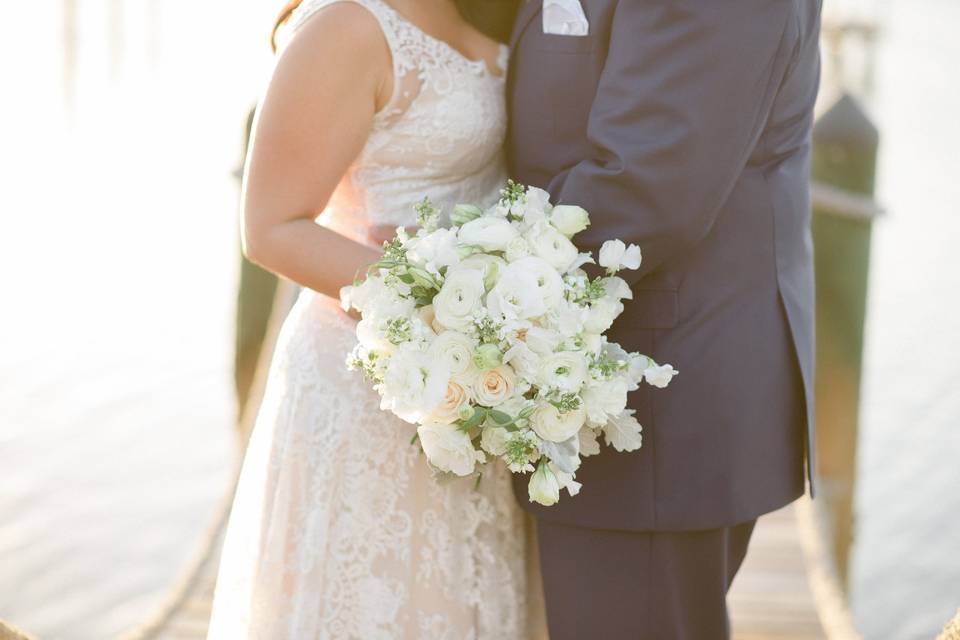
542, 0, 589, 36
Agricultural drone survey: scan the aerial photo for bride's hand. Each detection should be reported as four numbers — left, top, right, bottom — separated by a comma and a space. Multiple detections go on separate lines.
367, 225, 419, 246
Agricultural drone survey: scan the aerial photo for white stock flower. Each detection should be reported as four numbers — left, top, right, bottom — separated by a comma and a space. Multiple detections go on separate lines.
549, 205, 590, 237
602, 409, 643, 452
526, 222, 579, 272
582, 377, 629, 426
509, 256, 565, 310
418, 421, 485, 476
458, 216, 519, 251
472, 365, 518, 407
528, 462, 561, 506
539, 351, 588, 392
644, 363, 679, 388
598, 240, 642, 273
433, 267, 485, 332
529, 402, 586, 443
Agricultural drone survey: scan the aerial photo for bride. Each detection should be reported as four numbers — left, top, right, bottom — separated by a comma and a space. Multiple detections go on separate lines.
206, 0, 545, 637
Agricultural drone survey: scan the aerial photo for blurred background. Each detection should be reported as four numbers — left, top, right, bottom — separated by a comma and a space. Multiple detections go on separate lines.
0, 1, 957, 639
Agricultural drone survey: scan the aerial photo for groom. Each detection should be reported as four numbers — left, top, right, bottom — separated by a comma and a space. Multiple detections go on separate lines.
507, 1, 822, 637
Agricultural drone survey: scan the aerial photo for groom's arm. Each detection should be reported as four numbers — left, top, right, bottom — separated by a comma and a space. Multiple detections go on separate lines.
548, 0, 802, 282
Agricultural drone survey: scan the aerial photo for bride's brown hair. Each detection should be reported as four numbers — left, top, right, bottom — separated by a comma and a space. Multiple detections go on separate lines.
271, 0, 518, 52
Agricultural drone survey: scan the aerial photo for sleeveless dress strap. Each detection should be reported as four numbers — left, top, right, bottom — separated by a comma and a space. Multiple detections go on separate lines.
282, 0, 409, 113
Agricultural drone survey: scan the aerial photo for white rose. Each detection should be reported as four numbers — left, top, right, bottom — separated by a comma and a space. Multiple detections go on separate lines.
549, 205, 590, 237
418, 420, 485, 476
458, 216, 519, 251
529, 402, 586, 443
380, 346, 450, 424
644, 363, 679, 388
472, 365, 517, 407
584, 297, 623, 334
486, 268, 546, 322
427, 380, 471, 424
539, 351, 588, 392
406, 227, 461, 274
598, 239, 643, 273
508, 256, 565, 310
527, 462, 561, 506
602, 409, 643, 452
526, 222, 579, 272
582, 377, 629, 426
432, 267, 485, 332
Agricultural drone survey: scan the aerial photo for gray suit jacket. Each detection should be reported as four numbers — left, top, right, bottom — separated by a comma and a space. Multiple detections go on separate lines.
508, 0, 821, 531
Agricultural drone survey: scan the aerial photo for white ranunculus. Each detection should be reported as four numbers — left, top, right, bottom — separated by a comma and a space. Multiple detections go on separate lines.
602, 409, 643, 452
472, 365, 518, 407
504, 236, 532, 262
458, 216, 519, 251
432, 267, 485, 332
529, 402, 586, 443
380, 346, 450, 424
418, 420, 485, 476
549, 205, 590, 237
427, 331, 478, 377
427, 380, 470, 424
644, 363, 679, 388
578, 426, 601, 457
480, 426, 510, 456
528, 462, 561, 506
526, 222, 580, 272
581, 377, 629, 426
584, 297, 623, 334
508, 256, 565, 310
598, 239, 643, 273
406, 227, 461, 275
486, 268, 546, 322
539, 351, 588, 392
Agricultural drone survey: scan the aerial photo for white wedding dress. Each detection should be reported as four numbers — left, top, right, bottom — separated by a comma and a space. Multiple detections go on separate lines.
206, 1, 545, 638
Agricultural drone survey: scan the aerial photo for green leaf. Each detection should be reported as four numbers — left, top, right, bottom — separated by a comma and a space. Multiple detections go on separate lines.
488, 409, 513, 426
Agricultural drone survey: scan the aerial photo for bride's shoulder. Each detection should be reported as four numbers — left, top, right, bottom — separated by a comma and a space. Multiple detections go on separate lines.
277, 1, 392, 66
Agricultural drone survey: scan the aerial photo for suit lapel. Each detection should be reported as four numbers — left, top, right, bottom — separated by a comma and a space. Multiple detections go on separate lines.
509, 0, 541, 51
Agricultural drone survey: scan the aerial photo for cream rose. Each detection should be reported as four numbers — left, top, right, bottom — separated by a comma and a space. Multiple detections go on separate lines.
472, 365, 517, 407
529, 402, 586, 443
428, 380, 470, 424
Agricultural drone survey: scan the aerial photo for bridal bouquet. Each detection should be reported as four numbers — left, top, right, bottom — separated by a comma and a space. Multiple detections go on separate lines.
340, 182, 677, 506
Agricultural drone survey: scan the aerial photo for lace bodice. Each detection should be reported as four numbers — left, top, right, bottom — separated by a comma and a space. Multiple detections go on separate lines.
281, 0, 509, 245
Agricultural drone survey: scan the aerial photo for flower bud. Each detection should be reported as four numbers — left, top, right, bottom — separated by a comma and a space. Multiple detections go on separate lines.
472, 344, 503, 370
451, 203, 483, 226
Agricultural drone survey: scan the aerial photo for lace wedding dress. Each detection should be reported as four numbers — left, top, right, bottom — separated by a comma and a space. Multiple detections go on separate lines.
206, 1, 545, 638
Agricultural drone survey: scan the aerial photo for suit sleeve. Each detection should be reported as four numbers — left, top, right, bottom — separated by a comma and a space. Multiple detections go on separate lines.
548, 0, 798, 282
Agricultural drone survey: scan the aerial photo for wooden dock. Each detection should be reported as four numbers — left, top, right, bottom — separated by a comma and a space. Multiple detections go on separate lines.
123, 495, 852, 640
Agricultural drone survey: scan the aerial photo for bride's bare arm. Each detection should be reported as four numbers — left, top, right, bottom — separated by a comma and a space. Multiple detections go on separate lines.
241, 5, 392, 298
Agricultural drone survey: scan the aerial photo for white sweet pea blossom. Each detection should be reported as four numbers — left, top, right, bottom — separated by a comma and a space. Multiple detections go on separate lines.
598, 239, 643, 273
503, 341, 542, 382
406, 227, 461, 275
549, 205, 590, 237
433, 267, 485, 332
584, 297, 623, 334
458, 216, 519, 251
644, 363, 679, 388
418, 421, 485, 476
582, 377, 629, 427
549, 463, 583, 498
